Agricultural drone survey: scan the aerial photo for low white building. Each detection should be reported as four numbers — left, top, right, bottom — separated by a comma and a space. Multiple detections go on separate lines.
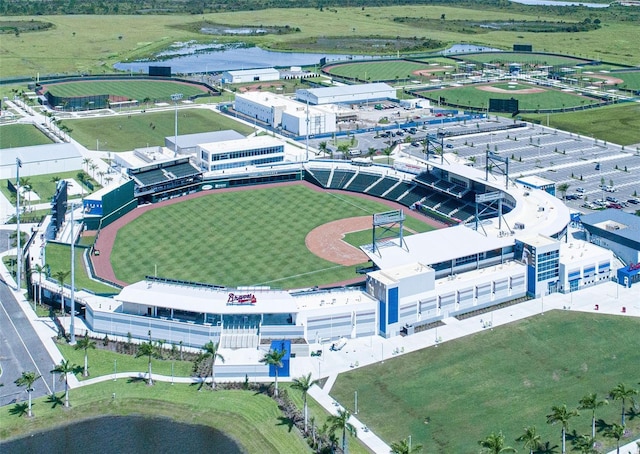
221, 68, 280, 84
198, 135, 285, 172
0, 143, 82, 179
296, 82, 396, 105
234, 91, 336, 136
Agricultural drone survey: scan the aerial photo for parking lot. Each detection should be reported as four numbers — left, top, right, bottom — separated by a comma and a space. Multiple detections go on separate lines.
306, 114, 640, 213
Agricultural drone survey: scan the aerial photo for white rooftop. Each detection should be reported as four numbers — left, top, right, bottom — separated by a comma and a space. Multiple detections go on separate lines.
115, 280, 298, 315
199, 135, 285, 154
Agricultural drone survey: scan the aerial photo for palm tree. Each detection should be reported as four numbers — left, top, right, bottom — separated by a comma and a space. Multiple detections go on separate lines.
28, 263, 47, 306
367, 146, 376, 162
74, 332, 96, 377
383, 145, 393, 164
82, 157, 92, 172
201, 340, 225, 389
478, 431, 517, 454
557, 182, 570, 200
89, 163, 98, 179
573, 434, 598, 454
259, 348, 286, 397
51, 359, 77, 408
516, 426, 541, 454
291, 372, 319, 433
51, 175, 61, 184
390, 437, 423, 453
609, 383, 638, 426
578, 393, 608, 438
136, 336, 160, 385
604, 423, 625, 454
546, 404, 579, 454
327, 408, 357, 454
318, 141, 328, 156
14, 371, 41, 417
53, 270, 70, 314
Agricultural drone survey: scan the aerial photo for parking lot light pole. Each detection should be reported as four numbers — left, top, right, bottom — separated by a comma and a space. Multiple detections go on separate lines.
171, 93, 183, 156
15, 158, 22, 292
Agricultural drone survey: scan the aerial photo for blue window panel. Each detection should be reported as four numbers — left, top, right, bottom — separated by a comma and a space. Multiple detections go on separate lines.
379, 300, 386, 334
388, 287, 399, 325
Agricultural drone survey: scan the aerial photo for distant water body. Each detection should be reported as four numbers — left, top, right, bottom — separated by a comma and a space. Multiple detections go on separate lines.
509, 0, 610, 7
0, 416, 244, 454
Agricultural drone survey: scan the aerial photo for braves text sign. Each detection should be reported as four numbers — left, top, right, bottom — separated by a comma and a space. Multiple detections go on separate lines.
227, 293, 257, 305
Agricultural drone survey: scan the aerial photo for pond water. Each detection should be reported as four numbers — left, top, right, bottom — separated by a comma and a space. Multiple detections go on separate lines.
113, 42, 502, 74
0, 415, 244, 454
509, 0, 610, 7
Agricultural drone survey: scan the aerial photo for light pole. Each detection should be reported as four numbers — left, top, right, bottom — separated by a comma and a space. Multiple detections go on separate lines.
15, 158, 23, 292
171, 93, 183, 156
354, 390, 358, 415
68, 201, 79, 344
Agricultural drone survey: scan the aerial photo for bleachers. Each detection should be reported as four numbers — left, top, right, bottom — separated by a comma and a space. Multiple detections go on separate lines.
346, 173, 380, 192
422, 192, 448, 208
383, 182, 414, 201
399, 186, 430, 207
438, 199, 463, 215
367, 177, 399, 197
453, 203, 476, 223
167, 162, 201, 178
330, 170, 356, 189
309, 169, 332, 187
134, 169, 167, 186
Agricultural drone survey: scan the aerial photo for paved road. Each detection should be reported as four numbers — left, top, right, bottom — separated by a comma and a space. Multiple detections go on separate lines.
0, 278, 53, 407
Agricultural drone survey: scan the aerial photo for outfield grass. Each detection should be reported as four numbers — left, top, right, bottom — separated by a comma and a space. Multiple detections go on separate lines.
44, 80, 208, 102
0, 124, 52, 149
111, 184, 436, 288
66, 107, 253, 152
0, 381, 311, 453
44, 243, 120, 295
420, 83, 593, 110
324, 60, 449, 82
461, 52, 589, 67
330, 311, 640, 453
614, 71, 640, 91
521, 103, 640, 146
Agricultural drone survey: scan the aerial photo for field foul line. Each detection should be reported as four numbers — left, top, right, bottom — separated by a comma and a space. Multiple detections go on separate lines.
325, 192, 377, 214
257, 264, 346, 285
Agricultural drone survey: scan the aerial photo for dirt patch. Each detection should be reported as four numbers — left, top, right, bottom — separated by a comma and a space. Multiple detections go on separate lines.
587, 74, 624, 85
477, 85, 545, 94
305, 217, 371, 266
412, 67, 447, 77
238, 83, 285, 92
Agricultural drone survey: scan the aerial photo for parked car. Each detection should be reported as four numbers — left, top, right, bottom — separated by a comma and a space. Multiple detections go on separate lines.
627, 199, 639, 205
607, 203, 623, 209
565, 194, 579, 200
576, 187, 585, 193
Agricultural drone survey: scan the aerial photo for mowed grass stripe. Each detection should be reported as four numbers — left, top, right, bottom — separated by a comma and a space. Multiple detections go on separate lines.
44, 80, 207, 101
111, 184, 436, 288
330, 311, 640, 453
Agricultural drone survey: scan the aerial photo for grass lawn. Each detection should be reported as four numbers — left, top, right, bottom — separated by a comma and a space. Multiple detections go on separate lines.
56, 341, 193, 379
0, 381, 311, 453
44, 243, 120, 295
418, 84, 592, 110
0, 124, 52, 149
330, 311, 640, 453
43, 80, 208, 102
66, 108, 254, 152
521, 103, 640, 146
110, 184, 436, 288
0, 170, 96, 205
461, 52, 589, 67
614, 71, 640, 91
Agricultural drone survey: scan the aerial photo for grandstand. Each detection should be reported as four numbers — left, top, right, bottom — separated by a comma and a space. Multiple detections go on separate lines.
129, 157, 202, 200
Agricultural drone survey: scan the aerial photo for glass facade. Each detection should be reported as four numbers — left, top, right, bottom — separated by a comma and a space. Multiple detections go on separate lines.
537, 250, 559, 282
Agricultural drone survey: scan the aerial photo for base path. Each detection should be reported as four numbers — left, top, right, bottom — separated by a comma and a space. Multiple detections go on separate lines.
306, 216, 371, 266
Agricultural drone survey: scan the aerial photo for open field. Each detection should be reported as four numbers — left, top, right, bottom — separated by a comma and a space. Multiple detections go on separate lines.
67, 107, 254, 152
521, 103, 640, 146
43, 79, 209, 102
418, 83, 595, 110
460, 52, 590, 67
0, 381, 310, 453
110, 184, 436, 288
0, 124, 52, 148
330, 311, 640, 453
1, 5, 639, 79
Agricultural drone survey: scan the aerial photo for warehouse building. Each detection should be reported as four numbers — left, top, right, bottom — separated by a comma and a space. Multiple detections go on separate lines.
295, 82, 396, 105
221, 68, 280, 84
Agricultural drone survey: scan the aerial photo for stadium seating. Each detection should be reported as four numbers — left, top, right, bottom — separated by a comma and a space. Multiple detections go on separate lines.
345, 172, 380, 193
367, 177, 399, 197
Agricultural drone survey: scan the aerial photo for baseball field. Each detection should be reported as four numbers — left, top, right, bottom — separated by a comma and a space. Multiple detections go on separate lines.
98, 183, 438, 289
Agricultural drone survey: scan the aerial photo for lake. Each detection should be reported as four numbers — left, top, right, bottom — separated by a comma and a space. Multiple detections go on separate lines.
0, 415, 245, 454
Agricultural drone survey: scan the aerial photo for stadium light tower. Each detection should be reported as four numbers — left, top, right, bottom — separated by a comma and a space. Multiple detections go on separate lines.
171, 93, 183, 156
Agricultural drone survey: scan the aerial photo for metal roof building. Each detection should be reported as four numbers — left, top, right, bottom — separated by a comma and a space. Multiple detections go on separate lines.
0, 143, 82, 179
221, 68, 280, 84
165, 130, 245, 155
580, 209, 640, 266
295, 82, 396, 105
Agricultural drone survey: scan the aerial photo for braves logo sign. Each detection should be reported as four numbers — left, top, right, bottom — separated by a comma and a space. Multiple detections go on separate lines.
227, 293, 257, 305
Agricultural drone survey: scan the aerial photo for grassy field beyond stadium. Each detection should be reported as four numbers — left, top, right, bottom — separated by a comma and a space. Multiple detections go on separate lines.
331, 311, 640, 453
110, 184, 435, 288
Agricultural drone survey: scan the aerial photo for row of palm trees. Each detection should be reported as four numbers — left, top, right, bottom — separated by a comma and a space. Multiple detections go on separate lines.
479, 383, 639, 454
